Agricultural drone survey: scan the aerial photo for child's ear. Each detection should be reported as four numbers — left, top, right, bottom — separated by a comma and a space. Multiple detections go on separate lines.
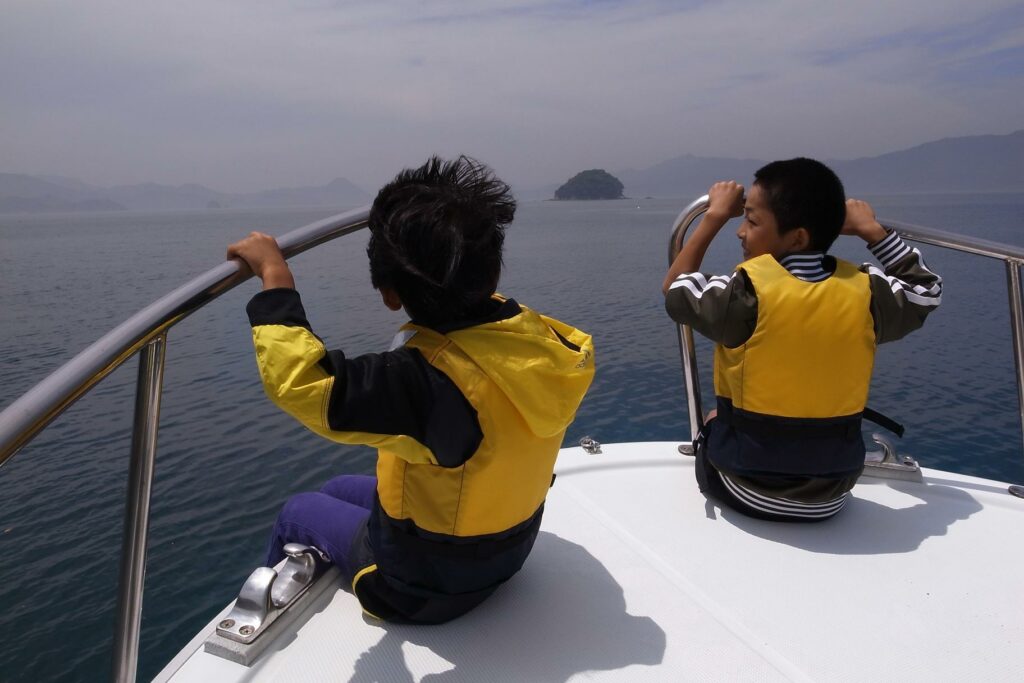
380, 287, 403, 311
789, 227, 811, 252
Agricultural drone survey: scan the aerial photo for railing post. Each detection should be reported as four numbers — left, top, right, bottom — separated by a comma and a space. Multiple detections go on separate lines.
675, 323, 704, 448
668, 195, 711, 450
1004, 261, 1024, 462
112, 335, 167, 683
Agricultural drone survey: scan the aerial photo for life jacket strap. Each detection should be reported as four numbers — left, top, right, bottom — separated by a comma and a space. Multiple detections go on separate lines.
719, 405, 862, 440
384, 506, 544, 559
717, 402, 905, 440
862, 407, 905, 438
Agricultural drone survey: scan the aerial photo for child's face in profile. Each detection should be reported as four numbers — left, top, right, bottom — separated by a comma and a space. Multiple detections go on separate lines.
737, 184, 789, 260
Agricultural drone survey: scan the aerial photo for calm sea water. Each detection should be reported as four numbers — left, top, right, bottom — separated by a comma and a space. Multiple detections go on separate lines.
1, 194, 1023, 681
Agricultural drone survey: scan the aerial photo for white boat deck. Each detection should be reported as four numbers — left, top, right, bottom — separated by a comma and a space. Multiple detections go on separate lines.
157, 441, 1024, 682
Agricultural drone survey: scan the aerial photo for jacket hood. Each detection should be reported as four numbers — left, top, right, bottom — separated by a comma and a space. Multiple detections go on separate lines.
446, 304, 594, 438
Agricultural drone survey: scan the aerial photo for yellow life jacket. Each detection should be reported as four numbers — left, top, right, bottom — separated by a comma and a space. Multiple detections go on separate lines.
375, 302, 594, 537
714, 254, 876, 419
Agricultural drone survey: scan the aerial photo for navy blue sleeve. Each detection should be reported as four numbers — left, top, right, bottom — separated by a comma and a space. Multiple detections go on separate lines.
319, 346, 483, 468
247, 288, 482, 468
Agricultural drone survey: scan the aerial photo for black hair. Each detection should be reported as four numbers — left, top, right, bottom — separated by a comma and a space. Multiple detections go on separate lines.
753, 158, 846, 251
367, 155, 516, 325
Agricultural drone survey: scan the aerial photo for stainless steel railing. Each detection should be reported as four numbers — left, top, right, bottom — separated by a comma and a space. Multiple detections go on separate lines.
667, 195, 1024, 462
0, 205, 370, 683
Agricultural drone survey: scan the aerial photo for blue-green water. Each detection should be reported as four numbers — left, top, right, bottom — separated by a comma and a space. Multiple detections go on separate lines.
1, 194, 1022, 681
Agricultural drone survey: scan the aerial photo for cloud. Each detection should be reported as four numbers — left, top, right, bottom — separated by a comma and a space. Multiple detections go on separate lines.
1, 0, 1020, 192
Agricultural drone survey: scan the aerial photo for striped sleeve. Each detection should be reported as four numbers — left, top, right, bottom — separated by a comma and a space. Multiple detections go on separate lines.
862, 231, 943, 344
664, 271, 758, 347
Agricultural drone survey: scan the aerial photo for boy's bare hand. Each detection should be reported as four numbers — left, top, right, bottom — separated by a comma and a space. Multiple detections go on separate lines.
841, 199, 888, 244
663, 180, 744, 293
706, 181, 745, 222
227, 232, 295, 289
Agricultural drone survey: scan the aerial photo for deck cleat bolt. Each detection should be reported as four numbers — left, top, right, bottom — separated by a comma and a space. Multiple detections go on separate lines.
219, 619, 235, 629
239, 625, 254, 636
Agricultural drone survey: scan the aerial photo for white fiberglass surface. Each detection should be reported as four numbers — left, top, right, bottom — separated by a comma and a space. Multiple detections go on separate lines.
160, 442, 1023, 682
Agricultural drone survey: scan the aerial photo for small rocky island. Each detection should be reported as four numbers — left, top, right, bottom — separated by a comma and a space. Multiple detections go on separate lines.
554, 169, 624, 200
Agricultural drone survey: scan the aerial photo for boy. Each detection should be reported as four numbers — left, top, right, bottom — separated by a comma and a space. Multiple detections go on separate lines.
227, 156, 594, 622
662, 158, 941, 522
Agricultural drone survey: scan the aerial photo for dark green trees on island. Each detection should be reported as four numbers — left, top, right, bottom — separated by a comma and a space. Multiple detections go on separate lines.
554, 169, 624, 200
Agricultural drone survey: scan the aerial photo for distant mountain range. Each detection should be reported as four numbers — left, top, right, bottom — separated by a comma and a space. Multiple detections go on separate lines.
3, 130, 1021, 213
0, 174, 371, 214
518, 129, 1024, 200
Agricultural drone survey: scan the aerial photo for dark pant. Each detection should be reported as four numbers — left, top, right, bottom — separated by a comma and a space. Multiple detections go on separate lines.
265, 474, 377, 579
695, 423, 834, 524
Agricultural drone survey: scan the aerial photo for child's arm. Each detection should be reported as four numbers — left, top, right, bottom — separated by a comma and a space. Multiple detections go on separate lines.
844, 199, 943, 343
227, 232, 296, 290
663, 182, 757, 348
662, 181, 744, 294
226, 233, 481, 467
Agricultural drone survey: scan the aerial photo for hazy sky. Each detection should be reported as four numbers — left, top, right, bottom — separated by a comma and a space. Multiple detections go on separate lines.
3, 0, 1022, 193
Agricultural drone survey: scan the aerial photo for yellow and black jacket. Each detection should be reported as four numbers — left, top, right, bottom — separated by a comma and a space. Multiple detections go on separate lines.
247, 290, 594, 622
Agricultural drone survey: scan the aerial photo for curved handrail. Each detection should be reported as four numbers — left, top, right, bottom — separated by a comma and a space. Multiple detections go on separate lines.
0, 206, 371, 466
667, 196, 1024, 460
667, 195, 711, 444
1, 204, 371, 682
878, 220, 1024, 262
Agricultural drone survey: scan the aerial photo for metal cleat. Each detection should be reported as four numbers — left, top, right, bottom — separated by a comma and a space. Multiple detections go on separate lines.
862, 432, 923, 482
216, 567, 276, 644
216, 544, 328, 645
579, 436, 602, 454
271, 543, 327, 608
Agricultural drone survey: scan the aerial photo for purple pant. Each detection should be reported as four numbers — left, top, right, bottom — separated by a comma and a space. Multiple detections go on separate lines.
265, 474, 377, 579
